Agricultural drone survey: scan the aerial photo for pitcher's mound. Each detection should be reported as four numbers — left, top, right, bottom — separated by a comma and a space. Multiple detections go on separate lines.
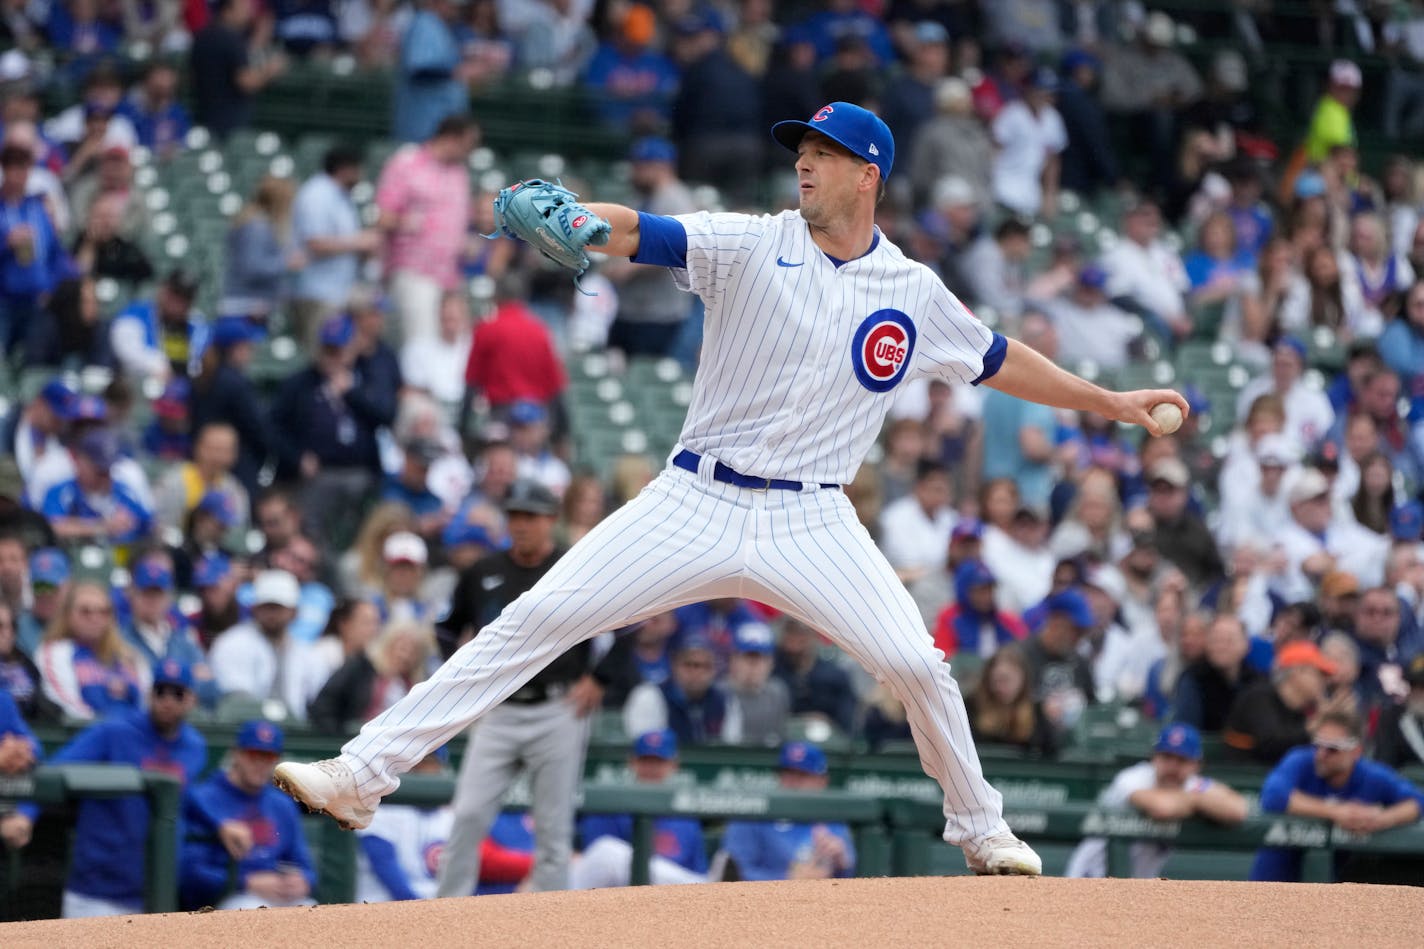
4, 877, 1421, 948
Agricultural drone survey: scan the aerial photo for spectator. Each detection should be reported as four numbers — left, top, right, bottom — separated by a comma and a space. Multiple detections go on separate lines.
602, 137, 698, 358
726, 623, 789, 747
1099, 13, 1203, 190
1353, 586, 1414, 709
1275, 468, 1388, 603
964, 645, 1056, 757
109, 269, 204, 383
674, 598, 764, 676
182, 719, 316, 910
983, 502, 1057, 618
270, 315, 384, 543
26, 274, 112, 370
1280, 243, 1369, 339
249, 491, 302, 570
2, 119, 70, 234
773, 618, 858, 736
368, 531, 436, 624
1057, 49, 1118, 198
154, 422, 248, 535
290, 146, 378, 348
979, 312, 1055, 506
990, 67, 1065, 220
932, 560, 1027, 662
963, 216, 1031, 321
1346, 212, 1414, 329
879, 459, 955, 622
570, 729, 709, 888
266, 534, 336, 643
190, 317, 270, 497
392, 0, 469, 142
465, 273, 568, 416
1374, 654, 1424, 769
401, 291, 472, 405
0, 690, 40, 852
31, 659, 204, 917
119, 554, 218, 707
508, 400, 570, 498
308, 618, 436, 733
668, 15, 761, 202
1144, 457, 1223, 589
40, 428, 152, 546
582, 4, 679, 131
68, 146, 151, 244
299, 597, 381, 711
1066, 724, 1247, 877
381, 437, 445, 534
1224, 641, 1335, 763
189, 553, 240, 647
16, 545, 68, 657
624, 634, 741, 744
1173, 614, 1259, 732
0, 599, 55, 720
1102, 199, 1191, 341
70, 193, 153, 287
11, 379, 74, 488
558, 473, 605, 548
719, 741, 855, 881
1049, 466, 1131, 564
1235, 338, 1335, 454
879, 21, 950, 162
339, 502, 415, 598
1021, 589, 1095, 733
1379, 279, 1424, 384
1252, 709, 1424, 882
1352, 453, 1397, 537
209, 569, 307, 718
907, 79, 992, 211
0, 139, 68, 359
273, 0, 339, 56
592, 612, 680, 710
1038, 264, 1141, 370
376, 114, 476, 344
1184, 210, 1257, 331
224, 175, 302, 321
190, 0, 286, 140
1217, 433, 1296, 552
117, 62, 190, 159
1304, 60, 1362, 165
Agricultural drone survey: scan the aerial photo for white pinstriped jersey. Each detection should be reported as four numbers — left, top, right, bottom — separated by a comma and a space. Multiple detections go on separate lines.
667, 210, 995, 484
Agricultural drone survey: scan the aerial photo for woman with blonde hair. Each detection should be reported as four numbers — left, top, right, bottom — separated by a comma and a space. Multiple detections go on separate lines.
963, 645, 1056, 756
37, 581, 149, 720
559, 473, 607, 547
1050, 467, 1129, 563
338, 502, 416, 596
223, 175, 303, 319
308, 619, 436, 734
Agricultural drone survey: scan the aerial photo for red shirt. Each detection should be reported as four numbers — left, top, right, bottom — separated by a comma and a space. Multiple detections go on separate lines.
465, 301, 567, 405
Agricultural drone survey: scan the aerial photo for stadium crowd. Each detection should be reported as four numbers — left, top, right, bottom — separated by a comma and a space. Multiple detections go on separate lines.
2, 0, 1424, 917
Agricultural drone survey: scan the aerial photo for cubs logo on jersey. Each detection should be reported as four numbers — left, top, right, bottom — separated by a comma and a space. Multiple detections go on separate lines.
850, 309, 916, 393
423, 840, 444, 878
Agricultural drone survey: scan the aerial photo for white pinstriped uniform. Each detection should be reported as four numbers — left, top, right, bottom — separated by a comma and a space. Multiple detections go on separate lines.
339, 209, 1012, 846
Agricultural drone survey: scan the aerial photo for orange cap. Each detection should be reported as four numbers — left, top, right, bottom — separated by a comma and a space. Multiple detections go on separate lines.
623, 5, 656, 45
1276, 641, 1338, 677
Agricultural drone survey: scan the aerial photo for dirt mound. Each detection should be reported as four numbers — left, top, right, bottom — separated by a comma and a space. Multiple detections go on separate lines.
4, 877, 1420, 948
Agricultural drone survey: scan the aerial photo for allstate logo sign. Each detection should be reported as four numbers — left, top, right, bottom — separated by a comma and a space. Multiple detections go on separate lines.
851, 309, 916, 393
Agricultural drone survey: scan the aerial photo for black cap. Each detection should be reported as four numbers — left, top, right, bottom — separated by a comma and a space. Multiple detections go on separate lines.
503, 479, 559, 516
403, 438, 444, 465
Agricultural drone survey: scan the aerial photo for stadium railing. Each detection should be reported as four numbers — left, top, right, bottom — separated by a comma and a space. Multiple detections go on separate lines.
0, 764, 182, 914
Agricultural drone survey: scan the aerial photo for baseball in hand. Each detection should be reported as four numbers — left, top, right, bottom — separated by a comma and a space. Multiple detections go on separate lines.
1149, 403, 1184, 435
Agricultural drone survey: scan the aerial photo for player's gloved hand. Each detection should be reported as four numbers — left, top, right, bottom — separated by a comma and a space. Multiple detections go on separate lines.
488, 179, 611, 278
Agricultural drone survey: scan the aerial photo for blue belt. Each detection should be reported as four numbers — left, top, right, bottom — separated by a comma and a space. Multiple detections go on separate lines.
673, 449, 838, 492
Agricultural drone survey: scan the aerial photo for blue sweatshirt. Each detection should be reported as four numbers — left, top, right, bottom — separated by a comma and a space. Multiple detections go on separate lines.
44, 710, 207, 904
579, 812, 707, 874
182, 770, 316, 908
720, 820, 855, 881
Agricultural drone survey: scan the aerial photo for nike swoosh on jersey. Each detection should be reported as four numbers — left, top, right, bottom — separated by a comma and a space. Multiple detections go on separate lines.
776, 257, 803, 267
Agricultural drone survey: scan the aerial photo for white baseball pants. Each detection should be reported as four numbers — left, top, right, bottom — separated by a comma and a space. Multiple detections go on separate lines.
570, 836, 708, 888
340, 460, 1010, 845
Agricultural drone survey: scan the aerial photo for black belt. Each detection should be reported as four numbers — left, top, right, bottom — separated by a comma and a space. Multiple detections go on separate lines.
673, 449, 838, 492
506, 682, 569, 705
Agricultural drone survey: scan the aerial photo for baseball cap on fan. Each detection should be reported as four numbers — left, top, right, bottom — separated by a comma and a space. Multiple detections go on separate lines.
771, 101, 895, 182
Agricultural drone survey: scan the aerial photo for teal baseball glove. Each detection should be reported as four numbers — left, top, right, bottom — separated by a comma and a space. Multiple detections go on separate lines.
489, 179, 611, 277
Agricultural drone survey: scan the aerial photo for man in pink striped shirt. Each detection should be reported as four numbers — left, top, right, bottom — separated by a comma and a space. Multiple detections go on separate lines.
375, 114, 478, 343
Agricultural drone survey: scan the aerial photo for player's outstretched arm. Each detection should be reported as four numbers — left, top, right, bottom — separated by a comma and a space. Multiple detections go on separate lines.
584, 203, 642, 258
983, 339, 1190, 436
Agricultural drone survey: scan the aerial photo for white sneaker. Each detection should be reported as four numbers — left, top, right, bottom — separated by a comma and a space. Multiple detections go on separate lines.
272, 758, 375, 831
963, 832, 1043, 876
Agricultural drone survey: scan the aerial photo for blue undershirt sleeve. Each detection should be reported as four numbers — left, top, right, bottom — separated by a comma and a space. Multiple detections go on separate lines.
971, 332, 1009, 385
630, 212, 688, 268
360, 836, 420, 901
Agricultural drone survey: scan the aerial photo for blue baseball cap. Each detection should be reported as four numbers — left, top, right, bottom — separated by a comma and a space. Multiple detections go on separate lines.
153, 657, 194, 691
630, 136, 677, 163
131, 558, 174, 590
75, 427, 122, 469
442, 514, 505, 550
211, 315, 266, 349
1276, 335, 1308, 360
1391, 500, 1424, 541
1153, 723, 1203, 760
733, 622, 775, 654
1061, 48, 1100, 73
70, 394, 108, 423
236, 719, 284, 754
30, 547, 70, 586
772, 101, 895, 182
192, 552, 232, 588
954, 559, 996, 589
952, 517, 984, 541
1044, 589, 1094, 629
1078, 263, 1108, 289
508, 400, 547, 425
1295, 171, 1327, 199
195, 490, 238, 528
632, 728, 679, 760
779, 741, 828, 776
1030, 66, 1060, 92
319, 314, 355, 349
153, 377, 191, 419
675, 631, 717, 656
39, 379, 77, 418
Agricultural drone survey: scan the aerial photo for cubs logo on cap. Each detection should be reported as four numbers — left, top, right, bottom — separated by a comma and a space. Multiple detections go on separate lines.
771, 101, 895, 181
850, 309, 916, 393
778, 740, 828, 776
236, 719, 285, 754
1153, 723, 1202, 760
633, 729, 679, 760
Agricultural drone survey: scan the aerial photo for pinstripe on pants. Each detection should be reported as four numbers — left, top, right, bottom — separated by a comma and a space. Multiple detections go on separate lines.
340, 459, 1009, 845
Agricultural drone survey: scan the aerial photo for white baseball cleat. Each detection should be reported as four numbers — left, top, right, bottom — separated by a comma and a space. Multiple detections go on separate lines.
272, 758, 375, 831
963, 832, 1043, 876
